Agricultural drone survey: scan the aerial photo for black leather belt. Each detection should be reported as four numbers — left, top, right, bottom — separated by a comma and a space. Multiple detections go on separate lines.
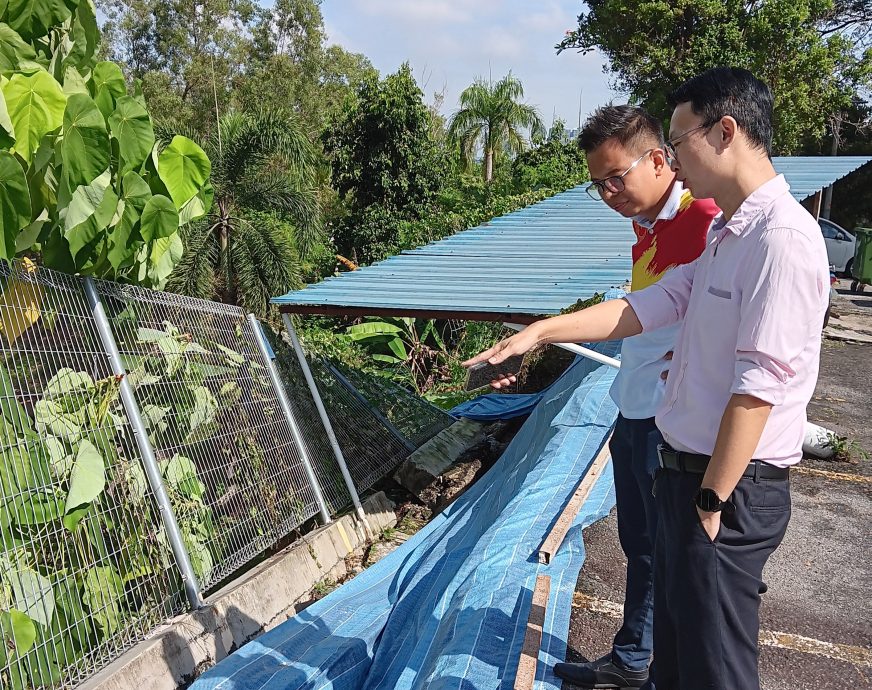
657, 444, 790, 481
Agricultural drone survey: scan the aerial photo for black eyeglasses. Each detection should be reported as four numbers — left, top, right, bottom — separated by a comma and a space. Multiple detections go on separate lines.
664, 122, 716, 164
585, 149, 654, 201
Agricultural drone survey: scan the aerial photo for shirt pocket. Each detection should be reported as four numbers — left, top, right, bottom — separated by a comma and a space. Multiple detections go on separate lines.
696, 281, 741, 338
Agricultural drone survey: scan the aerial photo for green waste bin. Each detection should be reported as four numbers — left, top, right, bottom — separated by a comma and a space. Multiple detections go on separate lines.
850, 227, 872, 292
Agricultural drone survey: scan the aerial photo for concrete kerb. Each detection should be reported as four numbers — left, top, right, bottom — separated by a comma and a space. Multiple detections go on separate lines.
79, 491, 396, 690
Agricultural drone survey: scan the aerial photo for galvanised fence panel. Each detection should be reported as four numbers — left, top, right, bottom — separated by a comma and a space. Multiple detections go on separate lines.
263, 328, 411, 503
91, 281, 323, 592
0, 259, 450, 689
327, 361, 455, 450
0, 262, 184, 689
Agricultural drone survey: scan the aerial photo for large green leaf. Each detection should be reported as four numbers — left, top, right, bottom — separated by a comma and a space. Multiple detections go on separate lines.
0, 88, 14, 148
163, 454, 205, 499
346, 321, 404, 339
43, 367, 93, 401
156, 335, 190, 378
138, 232, 183, 289
178, 182, 212, 225
0, 151, 30, 261
0, 23, 36, 71
157, 135, 211, 209
140, 194, 178, 242
66, 0, 97, 70
0, 609, 37, 656
82, 565, 122, 637
120, 169, 151, 210
107, 170, 151, 269
89, 61, 125, 120
386, 337, 407, 360
63, 169, 117, 261
0, 445, 51, 497
44, 436, 72, 477
8, 562, 54, 629
63, 439, 104, 530
106, 199, 134, 270
34, 400, 81, 440
1, 69, 66, 163
2, 0, 77, 41
108, 95, 154, 174
62, 65, 88, 96
187, 386, 217, 440
62, 92, 108, 187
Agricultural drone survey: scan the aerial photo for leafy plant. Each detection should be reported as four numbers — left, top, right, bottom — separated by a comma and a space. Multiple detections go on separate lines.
0, 309, 277, 689
158, 108, 322, 316
448, 73, 546, 183
824, 432, 870, 462
0, 1, 212, 287
345, 318, 450, 394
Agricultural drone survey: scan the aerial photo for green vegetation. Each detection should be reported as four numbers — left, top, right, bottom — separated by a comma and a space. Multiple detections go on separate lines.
0, 312, 284, 688
557, 0, 872, 155
0, 0, 211, 287
824, 432, 870, 462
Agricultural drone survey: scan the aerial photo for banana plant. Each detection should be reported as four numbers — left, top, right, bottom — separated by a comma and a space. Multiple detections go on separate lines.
345, 317, 449, 393
0, 1, 212, 288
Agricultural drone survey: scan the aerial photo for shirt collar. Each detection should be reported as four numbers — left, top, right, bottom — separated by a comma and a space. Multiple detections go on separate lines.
634, 180, 686, 230
719, 174, 791, 237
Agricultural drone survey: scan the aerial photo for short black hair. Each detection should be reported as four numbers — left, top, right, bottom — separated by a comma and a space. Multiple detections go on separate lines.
578, 104, 664, 155
668, 67, 773, 157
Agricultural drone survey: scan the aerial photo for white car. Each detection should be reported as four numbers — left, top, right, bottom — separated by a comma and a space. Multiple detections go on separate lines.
819, 218, 856, 275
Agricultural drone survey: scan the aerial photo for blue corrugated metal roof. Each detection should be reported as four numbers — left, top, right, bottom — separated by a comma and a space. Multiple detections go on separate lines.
274, 156, 872, 320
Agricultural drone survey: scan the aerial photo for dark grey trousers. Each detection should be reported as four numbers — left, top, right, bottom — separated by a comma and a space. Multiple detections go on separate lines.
652, 467, 791, 689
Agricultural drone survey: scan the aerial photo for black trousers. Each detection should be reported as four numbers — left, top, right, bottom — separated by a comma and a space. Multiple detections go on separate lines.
652, 467, 791, 689
609, 415, 661, 674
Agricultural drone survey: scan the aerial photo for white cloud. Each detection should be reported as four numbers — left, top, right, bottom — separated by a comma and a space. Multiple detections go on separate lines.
479, 26, 526, 60
351, 0, 472, 24
525, 2, 569, 34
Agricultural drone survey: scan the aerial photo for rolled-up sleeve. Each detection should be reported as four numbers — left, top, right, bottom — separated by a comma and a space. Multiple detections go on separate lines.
731, 228, 825, 405
625, 258, 698, 332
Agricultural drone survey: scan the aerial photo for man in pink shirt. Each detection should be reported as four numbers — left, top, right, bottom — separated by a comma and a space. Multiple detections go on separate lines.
465, 68, 829, 689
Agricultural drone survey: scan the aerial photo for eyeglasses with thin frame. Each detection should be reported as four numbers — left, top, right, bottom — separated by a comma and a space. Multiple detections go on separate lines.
664, 122, 716, 165
585, 148, 654, 201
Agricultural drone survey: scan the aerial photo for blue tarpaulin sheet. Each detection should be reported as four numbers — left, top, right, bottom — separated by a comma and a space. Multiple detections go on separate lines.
450, 391, 543, 421
192, 339, 621, 690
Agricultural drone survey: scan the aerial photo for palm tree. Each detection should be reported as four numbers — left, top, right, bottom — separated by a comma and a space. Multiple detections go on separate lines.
448, 74, 546, 183
158, 109, 322, 316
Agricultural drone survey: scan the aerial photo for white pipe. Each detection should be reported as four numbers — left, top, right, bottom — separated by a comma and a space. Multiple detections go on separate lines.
503, 323, 621, 369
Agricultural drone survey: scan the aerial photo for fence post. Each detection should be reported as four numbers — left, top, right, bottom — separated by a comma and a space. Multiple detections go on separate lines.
82, 277, 203, 610
247, 315, 332, 525
280, 314, 373, 539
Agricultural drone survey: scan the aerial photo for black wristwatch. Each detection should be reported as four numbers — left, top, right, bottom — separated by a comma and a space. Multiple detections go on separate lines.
694, 487, 727, 513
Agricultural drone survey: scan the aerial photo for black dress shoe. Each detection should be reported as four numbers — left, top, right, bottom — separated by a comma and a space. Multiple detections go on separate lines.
553, 653, 649, 688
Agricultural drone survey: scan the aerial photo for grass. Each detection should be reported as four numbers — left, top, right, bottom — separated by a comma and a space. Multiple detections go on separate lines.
824, 432, 870, 463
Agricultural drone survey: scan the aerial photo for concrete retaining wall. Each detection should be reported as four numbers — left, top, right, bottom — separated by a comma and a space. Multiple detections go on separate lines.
79, 492, 396, 690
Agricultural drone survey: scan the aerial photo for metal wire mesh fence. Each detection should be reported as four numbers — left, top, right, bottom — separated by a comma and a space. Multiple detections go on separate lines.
92, 281, 323, 593
0, 259, 456, 689
327, 362, 455, 450
262, 328, 414, 503
0, 261, 184, 689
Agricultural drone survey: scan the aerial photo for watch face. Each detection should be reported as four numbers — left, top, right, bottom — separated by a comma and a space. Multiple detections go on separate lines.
697, 488, 721, 512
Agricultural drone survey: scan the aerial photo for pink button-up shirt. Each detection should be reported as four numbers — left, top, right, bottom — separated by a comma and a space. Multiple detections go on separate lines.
625, 175, 829, 468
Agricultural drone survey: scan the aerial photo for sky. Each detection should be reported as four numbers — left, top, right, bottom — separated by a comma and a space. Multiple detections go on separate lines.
318, 0, 622, 129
